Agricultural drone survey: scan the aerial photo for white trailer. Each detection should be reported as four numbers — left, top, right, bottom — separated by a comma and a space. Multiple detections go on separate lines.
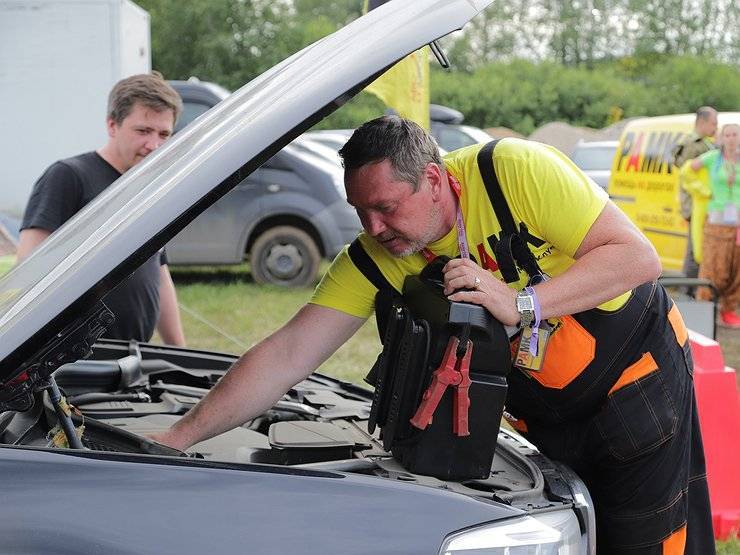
0, 0, 150, 217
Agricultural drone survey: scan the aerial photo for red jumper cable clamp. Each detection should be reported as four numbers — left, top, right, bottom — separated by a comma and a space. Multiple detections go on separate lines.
410, 335, 473, 436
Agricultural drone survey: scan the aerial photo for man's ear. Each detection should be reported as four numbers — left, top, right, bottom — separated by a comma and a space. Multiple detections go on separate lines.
106, 117, 118, 138
426, 162, 444, 200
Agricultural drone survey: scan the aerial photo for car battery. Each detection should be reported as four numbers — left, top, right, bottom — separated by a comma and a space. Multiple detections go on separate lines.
367, 271, 512, 481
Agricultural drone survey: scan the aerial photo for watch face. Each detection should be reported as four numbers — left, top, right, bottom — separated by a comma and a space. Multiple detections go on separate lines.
516, 296, 534, 312
516, 293, 535, 327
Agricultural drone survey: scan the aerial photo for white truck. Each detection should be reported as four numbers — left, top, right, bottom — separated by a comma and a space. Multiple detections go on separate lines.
0, 0, 151, 219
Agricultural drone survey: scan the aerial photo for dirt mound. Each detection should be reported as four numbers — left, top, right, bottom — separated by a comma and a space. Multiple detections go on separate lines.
528, 119, 635, 155
485, 126, 526, 140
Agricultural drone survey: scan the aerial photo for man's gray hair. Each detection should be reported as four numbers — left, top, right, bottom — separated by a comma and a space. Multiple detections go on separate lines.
339, 116, 443, 191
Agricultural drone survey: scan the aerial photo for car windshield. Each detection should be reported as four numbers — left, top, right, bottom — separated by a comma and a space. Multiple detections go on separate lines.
571, 145, 616, 171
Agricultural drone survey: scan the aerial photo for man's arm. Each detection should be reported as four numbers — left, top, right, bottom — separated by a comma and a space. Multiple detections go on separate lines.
16, 228, 51, 262
151, 303, 366, 451
156, 264, 186, 346
445, 201, 661, 325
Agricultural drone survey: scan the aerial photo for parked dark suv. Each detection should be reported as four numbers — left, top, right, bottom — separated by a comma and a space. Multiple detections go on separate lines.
167, 79, 361, 287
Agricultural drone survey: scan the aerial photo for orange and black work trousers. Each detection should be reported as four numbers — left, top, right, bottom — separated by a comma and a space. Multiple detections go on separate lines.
505, 282, 715, 554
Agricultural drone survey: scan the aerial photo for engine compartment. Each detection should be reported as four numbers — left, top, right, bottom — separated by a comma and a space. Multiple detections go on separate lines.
0, 340, 578, 514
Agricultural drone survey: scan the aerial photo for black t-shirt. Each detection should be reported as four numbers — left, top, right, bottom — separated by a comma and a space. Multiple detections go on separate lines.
21, 152, 165, 342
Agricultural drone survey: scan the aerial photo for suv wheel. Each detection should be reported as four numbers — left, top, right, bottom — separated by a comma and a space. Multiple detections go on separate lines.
250, 226, 321, 287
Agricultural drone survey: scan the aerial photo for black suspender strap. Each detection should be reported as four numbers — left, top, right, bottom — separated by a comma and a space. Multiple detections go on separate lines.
477, 141, 515, 234
348, 238, 396, 293
476, 140, 544, 283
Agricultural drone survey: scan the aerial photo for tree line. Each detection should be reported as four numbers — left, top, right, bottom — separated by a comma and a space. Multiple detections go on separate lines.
136, 0, 739, 133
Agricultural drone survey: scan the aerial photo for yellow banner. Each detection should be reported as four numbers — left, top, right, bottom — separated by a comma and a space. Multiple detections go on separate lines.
363, 0, 430, 129
365, 48, 430, 130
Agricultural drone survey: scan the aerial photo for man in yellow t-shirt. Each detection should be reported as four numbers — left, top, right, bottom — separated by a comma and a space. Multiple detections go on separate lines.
312, 138, 630, 318
154, 117, 713, 553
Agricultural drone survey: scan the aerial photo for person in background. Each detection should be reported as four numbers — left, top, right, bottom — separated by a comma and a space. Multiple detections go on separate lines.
17, 72, 186, 345
672, 107, 718, 285
689, 123, 740, 328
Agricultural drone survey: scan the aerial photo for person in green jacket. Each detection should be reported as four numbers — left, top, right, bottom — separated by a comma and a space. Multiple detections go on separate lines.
689, 123, 740, 328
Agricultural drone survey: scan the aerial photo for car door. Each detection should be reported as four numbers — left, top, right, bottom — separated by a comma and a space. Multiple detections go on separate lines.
166, 170, 264, 264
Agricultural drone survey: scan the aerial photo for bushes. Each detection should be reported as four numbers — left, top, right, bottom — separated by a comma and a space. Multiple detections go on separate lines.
431, 56, 739, 134
318, 55, 739, 134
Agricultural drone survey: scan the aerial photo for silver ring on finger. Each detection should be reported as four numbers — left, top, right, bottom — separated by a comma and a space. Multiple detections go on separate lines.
473, 276, 481, 289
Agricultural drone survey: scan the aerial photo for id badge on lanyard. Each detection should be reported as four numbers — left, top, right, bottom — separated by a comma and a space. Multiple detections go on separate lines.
514, 321, 552, 372
514, 273, 555, 373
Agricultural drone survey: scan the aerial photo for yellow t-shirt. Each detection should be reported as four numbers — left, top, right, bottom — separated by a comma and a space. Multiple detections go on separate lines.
311, 139, 627, 319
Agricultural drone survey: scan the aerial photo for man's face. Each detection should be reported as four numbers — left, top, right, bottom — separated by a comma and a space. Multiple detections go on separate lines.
107, 102, 174, 172
345, 160, 445, 257
698, 112, 718, 138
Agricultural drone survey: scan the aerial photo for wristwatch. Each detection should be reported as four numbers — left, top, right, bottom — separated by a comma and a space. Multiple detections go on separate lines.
516, 290, 536, 328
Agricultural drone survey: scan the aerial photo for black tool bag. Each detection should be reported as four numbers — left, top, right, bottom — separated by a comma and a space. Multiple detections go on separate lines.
350, 138, 537, 481
366, 257, 512, 481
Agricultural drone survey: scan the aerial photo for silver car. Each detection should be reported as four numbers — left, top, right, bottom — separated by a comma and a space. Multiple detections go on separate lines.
569, 140, 619, 191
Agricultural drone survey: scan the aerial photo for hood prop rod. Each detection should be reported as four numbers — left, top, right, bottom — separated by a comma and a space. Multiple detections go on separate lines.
44, 376, 85, 450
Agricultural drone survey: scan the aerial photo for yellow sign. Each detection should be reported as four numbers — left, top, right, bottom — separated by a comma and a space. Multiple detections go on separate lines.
364, 48, 430, 130
609, 113, 740, 272
363, 0, 430, 129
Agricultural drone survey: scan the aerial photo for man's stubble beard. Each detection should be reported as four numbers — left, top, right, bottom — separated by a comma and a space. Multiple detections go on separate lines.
392, 202, 444, 258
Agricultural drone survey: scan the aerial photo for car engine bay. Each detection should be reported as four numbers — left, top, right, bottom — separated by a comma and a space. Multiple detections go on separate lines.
0, 339, 583, 516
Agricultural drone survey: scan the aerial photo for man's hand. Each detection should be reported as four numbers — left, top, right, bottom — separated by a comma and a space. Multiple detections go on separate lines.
149, 304, 366, 452
443, 258, 519, 326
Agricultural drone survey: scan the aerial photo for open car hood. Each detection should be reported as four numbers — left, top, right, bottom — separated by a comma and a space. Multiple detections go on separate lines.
0, 0, 494, 380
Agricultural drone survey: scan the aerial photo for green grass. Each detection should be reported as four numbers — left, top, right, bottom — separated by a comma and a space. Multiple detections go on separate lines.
166, 264, 379, 384
717, 536, 740, 554
0, 255, 14, 276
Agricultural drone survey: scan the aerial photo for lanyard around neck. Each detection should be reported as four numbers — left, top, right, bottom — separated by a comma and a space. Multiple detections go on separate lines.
421, 171, 470, 263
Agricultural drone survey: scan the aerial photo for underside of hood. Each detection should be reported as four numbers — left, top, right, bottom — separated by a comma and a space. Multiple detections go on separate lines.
0, 0, 495, 381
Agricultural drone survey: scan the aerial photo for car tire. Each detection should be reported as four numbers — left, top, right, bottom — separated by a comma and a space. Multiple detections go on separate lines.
250, 226, 321, 287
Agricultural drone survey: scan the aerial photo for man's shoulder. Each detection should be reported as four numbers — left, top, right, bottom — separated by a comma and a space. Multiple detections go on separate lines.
496, 137, 549, 153
677, 132, 700, 145
443, 138, 538, 173
32, 153, 96, 188
56, 151, 102, 175
674, 134, 712, 164
443, 137, 534, 159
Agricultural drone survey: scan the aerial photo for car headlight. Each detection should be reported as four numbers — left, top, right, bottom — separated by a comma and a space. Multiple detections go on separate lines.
439, 510, 582, 554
